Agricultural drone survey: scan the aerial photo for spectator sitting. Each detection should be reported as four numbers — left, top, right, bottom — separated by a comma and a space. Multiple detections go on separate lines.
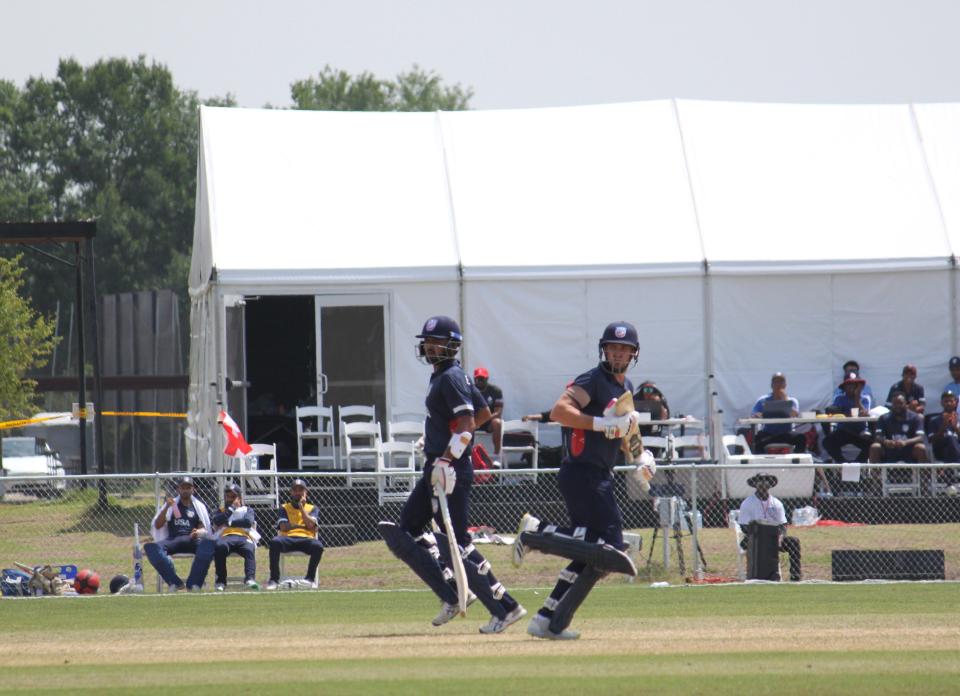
750, 372, 806, 454
832, 359, 875, 403
633, 381, 670, 438
473, 367, 504, 463
886, 364, 925, 414
266, 478, 324, 590
927, 390, 960, 486
929, 389, 960, 460
823, 372, 873, 463
869, 392, 926, 464
737, 473, 801, 581
207, 483, 260, 591
145, 476, 214, 592
943, 356, 960, 397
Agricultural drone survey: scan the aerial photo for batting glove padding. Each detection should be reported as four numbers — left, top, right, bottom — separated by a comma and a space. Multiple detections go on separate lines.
431, 458, 456, 496
593, 411, 640, 439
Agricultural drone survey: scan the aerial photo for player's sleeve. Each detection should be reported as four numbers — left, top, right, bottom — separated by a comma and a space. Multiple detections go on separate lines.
307, 506, 319, 523
772, 500, 787, 525
440, 372, 475, 417
277, 505, 289, 528
737, 499, 755, 526
490, 385, 504, 407
570, 371, 597, 408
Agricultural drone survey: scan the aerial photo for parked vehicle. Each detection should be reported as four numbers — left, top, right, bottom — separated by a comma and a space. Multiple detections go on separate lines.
1, 437, 67, 498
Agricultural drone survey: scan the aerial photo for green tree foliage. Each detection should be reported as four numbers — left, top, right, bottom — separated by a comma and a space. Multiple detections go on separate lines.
0, 255, 58, 419
0, 57, 231, 313
291, 65, 472, 112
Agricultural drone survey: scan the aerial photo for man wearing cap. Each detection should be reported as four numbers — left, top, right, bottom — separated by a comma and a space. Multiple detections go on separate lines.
886, 365, 925, 414
473, 367, 504, 463
823, 371, 873, 465
209, 484, 260, 591
145, 477, 213, 591
832, 360, 875, 403
514, 321, 645, 640
928, 391, 960, 482
737, 473, 801, 581
943, 357, 960, 397
266, 479, 324, 590
750, 373, 806, 454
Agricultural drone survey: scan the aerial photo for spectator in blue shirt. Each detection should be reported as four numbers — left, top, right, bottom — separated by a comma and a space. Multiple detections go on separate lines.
886, 364, 925, 414
823, 372, 873, 463
943, 356, 960, 397
750, 372, 806, 454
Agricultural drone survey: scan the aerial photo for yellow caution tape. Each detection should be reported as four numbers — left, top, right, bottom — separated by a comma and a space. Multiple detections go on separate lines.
0, 411, 186, 430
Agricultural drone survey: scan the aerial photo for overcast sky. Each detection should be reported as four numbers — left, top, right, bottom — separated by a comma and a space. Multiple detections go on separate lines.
4, 0, 960, 109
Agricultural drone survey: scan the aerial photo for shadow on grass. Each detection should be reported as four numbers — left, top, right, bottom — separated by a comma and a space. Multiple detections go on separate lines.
59, 489, 155, 537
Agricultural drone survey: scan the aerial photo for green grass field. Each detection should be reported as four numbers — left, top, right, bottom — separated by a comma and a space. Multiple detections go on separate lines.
3, 583, 958, 694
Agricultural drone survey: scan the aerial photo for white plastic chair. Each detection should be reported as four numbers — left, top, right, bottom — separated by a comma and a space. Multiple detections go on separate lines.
500, 419, 539, 482
296, 406, 337, 470
238, 443, 280, 507
342, 421, 382, 482
377, 441, 418, 505
728, 510, 747, 581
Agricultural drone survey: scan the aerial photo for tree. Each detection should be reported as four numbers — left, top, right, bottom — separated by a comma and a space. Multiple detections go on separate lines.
0, 57, 232, 315
290, 64, 472, 112
0, 255, 58, 420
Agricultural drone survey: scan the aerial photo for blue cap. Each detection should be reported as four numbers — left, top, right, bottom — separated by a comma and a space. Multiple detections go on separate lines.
416, 315, 462, 342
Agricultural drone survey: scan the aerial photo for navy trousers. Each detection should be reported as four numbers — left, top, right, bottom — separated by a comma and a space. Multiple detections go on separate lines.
214, 535, 257, 584
144, 535, 215, 589
268, 536, 324, 582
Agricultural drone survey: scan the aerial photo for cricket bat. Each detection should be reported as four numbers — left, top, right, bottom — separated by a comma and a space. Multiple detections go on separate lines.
607, 391, 644, 463
436, 488, 469, 617
607, 391, 656, 493
132, 523, 144, 593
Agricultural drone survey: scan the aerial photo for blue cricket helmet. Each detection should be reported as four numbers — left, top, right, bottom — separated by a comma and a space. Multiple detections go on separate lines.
598, 321, 639, 374
416, 315, 463, 364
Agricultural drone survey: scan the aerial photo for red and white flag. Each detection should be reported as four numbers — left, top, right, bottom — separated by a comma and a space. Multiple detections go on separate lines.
218, 410, 252, 457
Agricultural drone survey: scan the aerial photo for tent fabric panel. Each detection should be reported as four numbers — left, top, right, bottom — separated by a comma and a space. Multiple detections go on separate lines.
584, 277, 706, 427
440, 102, 703, 271
678, 100, 949, 267
912, 103, 960, 258
709, 270, 953, 430
198, 106, 458, 274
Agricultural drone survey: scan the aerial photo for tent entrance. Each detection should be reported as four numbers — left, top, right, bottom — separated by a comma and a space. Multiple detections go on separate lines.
242, 294, 389, 468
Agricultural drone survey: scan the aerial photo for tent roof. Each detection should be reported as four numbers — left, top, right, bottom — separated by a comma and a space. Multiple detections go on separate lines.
191, 100, 958, 292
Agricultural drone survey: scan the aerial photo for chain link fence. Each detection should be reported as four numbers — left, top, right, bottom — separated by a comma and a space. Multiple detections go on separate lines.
2, 462, 958, 592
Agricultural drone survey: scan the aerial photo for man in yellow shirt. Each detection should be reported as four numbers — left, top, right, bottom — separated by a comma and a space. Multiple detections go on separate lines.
266, 479, 324, 590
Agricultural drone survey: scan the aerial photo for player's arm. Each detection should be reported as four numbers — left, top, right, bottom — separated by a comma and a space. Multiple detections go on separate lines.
277, 506, 291, 533
302, 505, 319, 532
442, 412, 476, 460
154, 497, 174, 529
549, 386, 593, 430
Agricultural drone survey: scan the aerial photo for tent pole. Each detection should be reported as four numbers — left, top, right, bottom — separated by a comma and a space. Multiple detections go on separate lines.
458, 263, 466, 366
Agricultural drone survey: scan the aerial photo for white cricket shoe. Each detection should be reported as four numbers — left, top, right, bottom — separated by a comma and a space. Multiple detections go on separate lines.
308, 580, 319, 590
431, 592, 477, 626
214, 583, 226, 592
479, 604, 528, 634
265, 580, 279, 591
245, 579, 260, 591
527, 614, 581, 641
512, 513, 540, 568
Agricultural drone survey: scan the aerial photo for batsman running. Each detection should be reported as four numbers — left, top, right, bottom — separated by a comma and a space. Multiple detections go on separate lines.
514, 321, 654, 640
379, 315, 526, 633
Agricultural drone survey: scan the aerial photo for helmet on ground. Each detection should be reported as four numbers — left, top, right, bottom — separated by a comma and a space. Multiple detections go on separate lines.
416, 315, 463, 364
598, 321, 639, 374
109, 574, 131, 594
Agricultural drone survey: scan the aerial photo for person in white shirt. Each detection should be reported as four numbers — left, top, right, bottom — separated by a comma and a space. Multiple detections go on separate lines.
737, 473, 801, 581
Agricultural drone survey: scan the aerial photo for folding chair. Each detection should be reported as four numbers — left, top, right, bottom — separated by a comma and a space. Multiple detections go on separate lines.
377, 441, 418, 505
387, 420, 426, 468
342, 421, 382, 484
296, 406, 337, 470
238, 443, 280, 507
500, 419, 539, 482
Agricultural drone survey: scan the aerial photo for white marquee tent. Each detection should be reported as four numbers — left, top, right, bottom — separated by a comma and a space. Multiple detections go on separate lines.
187, 100, 960, 470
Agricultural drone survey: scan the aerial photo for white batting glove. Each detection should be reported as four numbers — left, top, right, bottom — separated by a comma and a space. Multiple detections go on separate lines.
631, 449, 657, 492
431, 457, 456, 496
593, 411, 639, 439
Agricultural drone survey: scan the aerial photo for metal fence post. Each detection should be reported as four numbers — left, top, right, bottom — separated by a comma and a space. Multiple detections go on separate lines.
690, 465, 703, 580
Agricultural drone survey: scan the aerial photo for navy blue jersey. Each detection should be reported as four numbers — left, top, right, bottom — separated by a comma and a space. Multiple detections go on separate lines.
876, 410, 924, 441
886, 381, 925, 406
560, 365, 634, 469
166, 501, 202, 538
424, 360, 475, 462
478, 383, 504, 410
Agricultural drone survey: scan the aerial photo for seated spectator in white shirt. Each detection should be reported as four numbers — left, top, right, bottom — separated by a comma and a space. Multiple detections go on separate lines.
886, 364, 925, 414
750, 372, 806, 454
737, 473, 801, 581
